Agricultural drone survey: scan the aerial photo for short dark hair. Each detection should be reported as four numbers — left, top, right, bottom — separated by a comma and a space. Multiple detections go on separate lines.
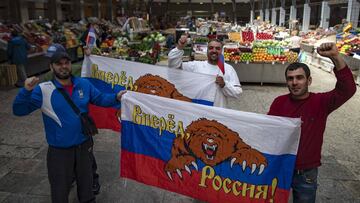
11, 30, 18, 37
285, 62, 311, 78
208, 39, 223, 47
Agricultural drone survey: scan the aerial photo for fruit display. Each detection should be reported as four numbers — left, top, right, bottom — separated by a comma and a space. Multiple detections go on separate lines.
113, 37, 129, 48
240, 53, 253, 62
224, 48, 239, 61
336, 37, 360, 55
194, 37, 208, 44
242, 30, 254, 42
251, 47, 288, 63
252, 47, 268, 62
100, 38, 115, 49
272, 55, 287, 63
115, 47, 128, 56
228, 32, 241, 42
252, 40, 289, 48
142, 32, 166, 44
284, 51, 298, 63
256, 32, 273, 40
253, 53, 273, 62
267, 47, 284, 56
64, 28, 79, 48
252, 48, 267, 54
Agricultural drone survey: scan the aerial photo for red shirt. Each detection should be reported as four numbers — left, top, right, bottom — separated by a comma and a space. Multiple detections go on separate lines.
63, 84, 74, 96
268, 67, 356, 170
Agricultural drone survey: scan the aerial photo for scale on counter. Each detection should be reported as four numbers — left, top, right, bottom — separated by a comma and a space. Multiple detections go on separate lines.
198, 25, 210, 36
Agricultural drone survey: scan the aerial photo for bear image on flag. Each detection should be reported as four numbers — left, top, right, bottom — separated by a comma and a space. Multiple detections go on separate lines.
134, 74, 192, 102
164, 118, 267, 181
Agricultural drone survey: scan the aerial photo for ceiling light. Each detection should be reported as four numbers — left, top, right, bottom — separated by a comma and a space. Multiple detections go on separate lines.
200, 2, 203, 4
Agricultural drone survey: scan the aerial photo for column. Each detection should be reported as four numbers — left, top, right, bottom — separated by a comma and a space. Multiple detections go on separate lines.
265, 9, 269, 22
74, 0, 85, 21
232, 0, 236, 23
271, 0, 276, 25
249, 0, 255, 24
48, 0, 62, 21
107, 0, 113, 20
302, 3, 311, 32
250, 10, 254, 24
265, 0, 270, 22
320, 1, 330, 29
289, 0, 297, 27
271, 8, 276, 25
259, 0, 264, 21
279, 7, 285, 26
19, 0, 29, 22
278, 0, 285, 26
93, 0, 100, 18
6, 0, 20, 23
211, 0, 214, 16
347, 0, 360, 28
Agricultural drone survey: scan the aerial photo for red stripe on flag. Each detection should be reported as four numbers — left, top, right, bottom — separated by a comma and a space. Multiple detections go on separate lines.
120, 150, 290, 203
218, 54, 225, 74
89, 104, 121, 132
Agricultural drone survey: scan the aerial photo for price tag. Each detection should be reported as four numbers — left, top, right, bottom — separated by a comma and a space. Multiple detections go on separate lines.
246, 61, 249, 64
282, 61, 285, 65
235, 61, 238, 64
272, 61, 275, 65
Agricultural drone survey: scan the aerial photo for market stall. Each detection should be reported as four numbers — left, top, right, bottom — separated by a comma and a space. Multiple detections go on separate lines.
0, 19, 86, 76
221, 37, 296, 84
229, 62, 288, 84
299, 25, 360, 84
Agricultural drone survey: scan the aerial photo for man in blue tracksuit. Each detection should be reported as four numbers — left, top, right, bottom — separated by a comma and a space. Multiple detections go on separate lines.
7, 30, 31, 87
13, 44, 126, 203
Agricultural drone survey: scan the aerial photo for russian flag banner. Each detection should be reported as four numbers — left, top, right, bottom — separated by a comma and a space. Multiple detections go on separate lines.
120, 91, 301, 203
81, 55, 225, 131
86, 27, 97, 47
217, 54, 225, 74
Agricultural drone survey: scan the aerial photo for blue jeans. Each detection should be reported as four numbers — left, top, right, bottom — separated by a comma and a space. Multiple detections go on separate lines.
292, 168, 318, 203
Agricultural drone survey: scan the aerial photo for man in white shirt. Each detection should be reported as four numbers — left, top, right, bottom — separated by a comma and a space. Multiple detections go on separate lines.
168, 36, 242, 107
288, 30, 302, 54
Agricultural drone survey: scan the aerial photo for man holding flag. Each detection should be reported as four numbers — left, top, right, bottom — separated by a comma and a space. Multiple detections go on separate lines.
168, 36, 242, 108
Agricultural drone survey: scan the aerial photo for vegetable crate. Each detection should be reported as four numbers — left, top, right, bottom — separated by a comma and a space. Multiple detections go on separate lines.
0, 64, 17, 87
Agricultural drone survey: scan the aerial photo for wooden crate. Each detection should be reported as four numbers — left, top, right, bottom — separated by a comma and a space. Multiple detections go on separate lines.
0, 64, 17, 87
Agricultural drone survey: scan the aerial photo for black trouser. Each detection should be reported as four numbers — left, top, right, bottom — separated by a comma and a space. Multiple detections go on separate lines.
47, 139, 95, 203
89, 137, 99, 185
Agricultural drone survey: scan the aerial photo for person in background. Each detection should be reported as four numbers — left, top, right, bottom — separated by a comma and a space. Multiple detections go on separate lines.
13, 43, 126, 203
288, 30, 302, 54
268, 43, 356, 203
7, 30, 31, 87
168, 35, 242, 108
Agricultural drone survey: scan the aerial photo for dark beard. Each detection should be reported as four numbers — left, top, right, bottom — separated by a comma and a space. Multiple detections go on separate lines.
53, 70, 71, 80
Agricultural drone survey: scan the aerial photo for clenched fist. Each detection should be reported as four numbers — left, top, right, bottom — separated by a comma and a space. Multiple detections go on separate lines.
215, 76, 225, 88
317, 43, 339, 58
177, 34, 188, 50
24, 77, 40, 91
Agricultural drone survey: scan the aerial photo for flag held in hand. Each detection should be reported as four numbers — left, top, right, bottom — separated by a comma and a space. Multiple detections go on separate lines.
86, 27, 97, 47
217, 54, 225, 74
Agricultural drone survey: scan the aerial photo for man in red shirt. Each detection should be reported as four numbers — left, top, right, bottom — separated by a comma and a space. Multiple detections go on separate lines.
268, 43, 356, 203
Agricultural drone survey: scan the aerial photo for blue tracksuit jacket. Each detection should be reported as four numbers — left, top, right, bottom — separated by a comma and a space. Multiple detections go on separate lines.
13, 77, 120, 148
